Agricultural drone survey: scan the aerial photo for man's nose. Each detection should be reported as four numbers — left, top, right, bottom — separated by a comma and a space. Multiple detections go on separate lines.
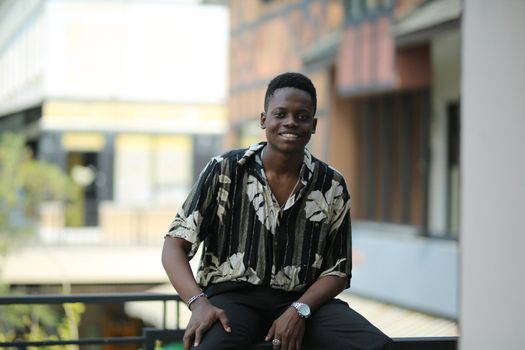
283, 114, 298, 127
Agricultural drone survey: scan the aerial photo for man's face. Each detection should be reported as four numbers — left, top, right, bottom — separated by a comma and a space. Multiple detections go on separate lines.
260, 87, 317, 155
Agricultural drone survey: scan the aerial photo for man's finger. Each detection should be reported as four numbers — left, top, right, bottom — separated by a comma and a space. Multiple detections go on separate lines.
279, 336, 287, 350
193, 326, 203, 347
183, 327, 194, 350
295, 338, 302, 350
217, 310, 232, 333
265, 323, 276, 341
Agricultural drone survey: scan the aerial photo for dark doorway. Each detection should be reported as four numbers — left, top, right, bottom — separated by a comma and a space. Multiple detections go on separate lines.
67, 152, 100, 226
447, 102, 460, 236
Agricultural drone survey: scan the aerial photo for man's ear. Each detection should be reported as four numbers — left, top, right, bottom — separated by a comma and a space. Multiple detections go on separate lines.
312, 118, 318, 134
260, 112, 266, 129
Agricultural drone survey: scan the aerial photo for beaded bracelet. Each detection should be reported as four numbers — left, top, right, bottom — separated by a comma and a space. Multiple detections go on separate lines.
187, 292, 207, 310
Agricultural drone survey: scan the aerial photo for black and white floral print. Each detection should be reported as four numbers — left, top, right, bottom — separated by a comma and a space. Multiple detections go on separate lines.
166, 142, 352, 292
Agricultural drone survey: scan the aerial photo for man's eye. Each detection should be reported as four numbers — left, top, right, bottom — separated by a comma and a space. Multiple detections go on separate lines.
275, 112, 285, 118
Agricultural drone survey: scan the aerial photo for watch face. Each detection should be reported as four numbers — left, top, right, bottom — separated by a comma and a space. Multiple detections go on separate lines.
296, 303, 311, 318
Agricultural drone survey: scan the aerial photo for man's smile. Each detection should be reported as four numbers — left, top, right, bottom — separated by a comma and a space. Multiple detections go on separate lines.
279, 132, 300, 140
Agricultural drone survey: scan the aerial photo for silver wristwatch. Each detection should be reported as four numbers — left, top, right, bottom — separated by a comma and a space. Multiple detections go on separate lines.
291, 301, 311, 319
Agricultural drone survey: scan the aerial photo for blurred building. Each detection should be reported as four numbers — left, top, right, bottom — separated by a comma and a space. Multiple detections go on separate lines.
0, 0, 228, 342
0, 0, 228, 242
226, 0, 460, 319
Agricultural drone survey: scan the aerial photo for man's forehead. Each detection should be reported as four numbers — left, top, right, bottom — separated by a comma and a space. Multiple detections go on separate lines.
269, 87, 314, 106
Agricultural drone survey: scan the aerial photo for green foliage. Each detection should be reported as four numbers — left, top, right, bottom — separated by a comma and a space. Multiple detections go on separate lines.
0, 133, 84, 348
0, 132, 79, 249
0, 297, 86, 350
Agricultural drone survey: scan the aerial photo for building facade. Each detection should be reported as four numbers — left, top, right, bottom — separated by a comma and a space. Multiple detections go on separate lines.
0, 0, 229, 342
0, 0, 228, 242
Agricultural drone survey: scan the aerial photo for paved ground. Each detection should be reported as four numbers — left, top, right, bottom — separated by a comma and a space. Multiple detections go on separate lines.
1, 244, 168, 285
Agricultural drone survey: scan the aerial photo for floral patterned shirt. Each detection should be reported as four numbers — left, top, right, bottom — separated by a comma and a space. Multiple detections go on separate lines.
166, 142, 352, 292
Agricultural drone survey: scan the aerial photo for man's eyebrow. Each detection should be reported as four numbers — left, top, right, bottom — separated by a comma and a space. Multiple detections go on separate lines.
270, 106, 312, 112
296, 108, 313, 113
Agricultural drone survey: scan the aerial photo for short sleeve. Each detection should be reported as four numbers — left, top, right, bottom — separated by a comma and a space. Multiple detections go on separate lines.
165, 158, 220, 258
319, 178, 352, 288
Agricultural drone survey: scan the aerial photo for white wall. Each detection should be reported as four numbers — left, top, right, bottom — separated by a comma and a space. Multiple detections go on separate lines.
44, 0, 229, 103
0, 0, 46, 117
352, 226, 458, 318
0, 0, 229, 116
429, 30, 461, 236
461, 1, 525, 349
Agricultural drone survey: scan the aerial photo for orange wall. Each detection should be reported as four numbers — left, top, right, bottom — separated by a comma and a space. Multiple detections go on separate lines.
228, 0, 344, 129
328, 93, 361, 218
396, 44, 431, 90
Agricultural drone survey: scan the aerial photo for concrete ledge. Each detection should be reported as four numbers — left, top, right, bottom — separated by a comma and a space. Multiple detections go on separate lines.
248, 337, 458, 349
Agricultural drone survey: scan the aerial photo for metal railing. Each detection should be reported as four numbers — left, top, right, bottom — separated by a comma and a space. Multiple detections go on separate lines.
0, 293, 458, 350
0, 293, 183, 350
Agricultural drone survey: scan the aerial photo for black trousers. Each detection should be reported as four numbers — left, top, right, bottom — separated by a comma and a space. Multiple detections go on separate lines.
191, 283, 392, 350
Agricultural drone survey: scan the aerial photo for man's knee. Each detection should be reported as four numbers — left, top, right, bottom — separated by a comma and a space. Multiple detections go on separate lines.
189, 321, 257, 350
304, 299, 393, 349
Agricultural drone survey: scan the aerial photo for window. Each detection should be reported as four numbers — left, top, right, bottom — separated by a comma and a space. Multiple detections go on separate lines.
343, 0, 393, 23
354, 90, 430, 228
447, 102, 460, 236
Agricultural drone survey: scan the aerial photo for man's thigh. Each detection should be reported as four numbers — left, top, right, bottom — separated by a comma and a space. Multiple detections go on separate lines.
303, 299, 393, 350
190, 292, 267, 350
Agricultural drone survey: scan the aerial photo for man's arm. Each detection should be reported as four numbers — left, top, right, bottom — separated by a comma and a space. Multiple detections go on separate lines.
161, 236, 231, 349
161, 236, 202, 302
294, 274, 348, 312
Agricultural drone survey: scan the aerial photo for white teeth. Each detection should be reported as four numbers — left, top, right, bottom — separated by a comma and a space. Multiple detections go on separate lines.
281, 133, 298, 139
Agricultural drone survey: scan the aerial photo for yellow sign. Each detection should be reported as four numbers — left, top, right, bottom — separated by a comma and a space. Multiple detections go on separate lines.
61, 132, 106, 151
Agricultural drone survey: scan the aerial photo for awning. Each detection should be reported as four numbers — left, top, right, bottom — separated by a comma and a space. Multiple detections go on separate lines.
1, 241, 169, 285
125, 284, 188, 330
394, 0, 461, 47
301, 30, 341, 68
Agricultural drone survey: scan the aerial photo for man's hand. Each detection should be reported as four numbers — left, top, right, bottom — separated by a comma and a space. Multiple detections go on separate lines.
265, 307, 305, 350
183, 298, 231, 350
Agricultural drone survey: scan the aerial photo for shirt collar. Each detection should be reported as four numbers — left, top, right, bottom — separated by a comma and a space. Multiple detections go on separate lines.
238, 141, 315, 183
237, 142, 266, 166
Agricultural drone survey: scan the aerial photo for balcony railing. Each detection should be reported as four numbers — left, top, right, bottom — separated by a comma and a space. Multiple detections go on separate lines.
0, 293, 458, 350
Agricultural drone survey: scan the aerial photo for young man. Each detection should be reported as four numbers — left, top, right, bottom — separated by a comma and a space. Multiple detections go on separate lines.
162, 72, 392, 350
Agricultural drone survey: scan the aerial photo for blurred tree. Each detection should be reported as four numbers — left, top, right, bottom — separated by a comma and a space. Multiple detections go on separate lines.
0, 132, 79, 253
0, 285, 86, 350
0, 133, 80, 253
0, 132, 84, 348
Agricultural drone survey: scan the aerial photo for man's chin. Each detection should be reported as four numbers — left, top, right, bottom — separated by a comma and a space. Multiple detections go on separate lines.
269, 143, 307, 155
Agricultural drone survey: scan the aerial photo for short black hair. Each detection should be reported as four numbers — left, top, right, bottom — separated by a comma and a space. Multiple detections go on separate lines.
264, 72, 317, 115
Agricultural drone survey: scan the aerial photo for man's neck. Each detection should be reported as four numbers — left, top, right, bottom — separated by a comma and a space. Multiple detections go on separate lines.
262, 145, 304, 176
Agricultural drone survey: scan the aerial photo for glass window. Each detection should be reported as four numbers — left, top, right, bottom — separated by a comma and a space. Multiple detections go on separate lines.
344, 0, 364, 21
380, 0, 395, 9
345, 0, 393, 21
354, 90, 431, 229
447, 102, 460, 237
366, 0, 379, 12
351, 0, 364, 19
